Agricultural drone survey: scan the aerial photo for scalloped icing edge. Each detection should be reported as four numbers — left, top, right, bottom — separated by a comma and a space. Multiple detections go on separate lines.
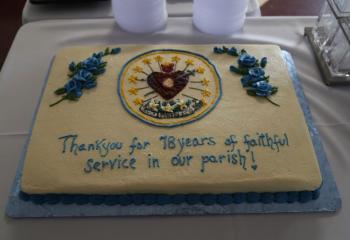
19, 189, 320, 206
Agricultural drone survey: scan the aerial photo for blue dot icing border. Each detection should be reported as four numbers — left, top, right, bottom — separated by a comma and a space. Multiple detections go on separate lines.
117, 49, 223, 128
19, 189, 320, 206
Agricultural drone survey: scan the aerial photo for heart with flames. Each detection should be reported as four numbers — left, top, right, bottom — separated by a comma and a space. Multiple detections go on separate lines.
129, 55, 205, 101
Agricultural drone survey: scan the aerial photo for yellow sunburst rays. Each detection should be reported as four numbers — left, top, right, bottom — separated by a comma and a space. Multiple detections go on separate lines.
143, 95, 158, 103
187, 64, 210, 106
180, 61, 210, 107
181, 93, 201, 102
154, 55, 164, 71
183, 58, 195, 72
190, 65, 206, 84
188, 87, 212, 98
128, 87, 151, 107
128, 75, 147, 85
134, 96, 158, 105
196, 66, 205, 74
190, 78, 210, 86
171, 55, 181, 71
133, 97, 144, 106
142, 58, 154, 72
127, 86, 151, 96
132, 65, 149, 77
129, 62, 154, 103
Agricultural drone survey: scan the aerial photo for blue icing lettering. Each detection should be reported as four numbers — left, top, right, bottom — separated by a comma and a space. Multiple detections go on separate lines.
159, 135, 216, 155
84, 159, 94, 173
243, 133, 289, 152
171, 154, 193, 166
84, 156, 136, 173
159, 135, 176, 150
250, 151, 257, 171
148, 154, 160, 168
58, 134, 79, 155
88, 143, 95, 151
79, 144, 86, 152
128, 137, 151, 155
224, 135, 238, 150
200, 149, 247, 173
58, 134, 123, 157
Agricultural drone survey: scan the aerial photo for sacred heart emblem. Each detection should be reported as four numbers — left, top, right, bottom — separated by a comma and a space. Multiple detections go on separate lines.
118, 49, 222, 127
147, 70, 189, 100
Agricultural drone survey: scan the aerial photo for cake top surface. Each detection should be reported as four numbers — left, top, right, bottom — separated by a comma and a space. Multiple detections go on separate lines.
20, 44, 322, 194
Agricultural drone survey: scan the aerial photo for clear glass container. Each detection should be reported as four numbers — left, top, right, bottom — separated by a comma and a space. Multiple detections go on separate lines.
331, 0, 350, 17
312, 0, 341, 49
323, 18, 350, 75
305, 0, 350, 84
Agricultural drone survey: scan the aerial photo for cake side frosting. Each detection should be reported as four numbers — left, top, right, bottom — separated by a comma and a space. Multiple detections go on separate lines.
20, 44, 322, 195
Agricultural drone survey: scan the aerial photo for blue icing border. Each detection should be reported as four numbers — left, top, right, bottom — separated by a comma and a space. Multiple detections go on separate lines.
19, 189, 320, 206
117, 49, 223, 128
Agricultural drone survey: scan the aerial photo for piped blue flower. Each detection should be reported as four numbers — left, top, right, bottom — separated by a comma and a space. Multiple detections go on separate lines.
65, 79, 83, 98
50, 47, 121, 107
227, 47, 238, 56
213, 45, 278, 106
238, 54, 256, 68
240, 67, 266, 87
213, 47, 224, 54
73, 69, 94, 83
84, 80, 97, 89
248, 67, 265, 78
82, 57, 102, 72
241, 75, 252, 87
252, 81, 273, 97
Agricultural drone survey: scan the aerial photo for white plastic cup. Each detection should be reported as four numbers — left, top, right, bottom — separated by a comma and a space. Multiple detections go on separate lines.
193, 0, 248, 35
112, 0, 168, 34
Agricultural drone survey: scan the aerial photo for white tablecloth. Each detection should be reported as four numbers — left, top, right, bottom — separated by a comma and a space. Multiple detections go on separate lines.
1, 17, 350, 240
22, 0, 261, 23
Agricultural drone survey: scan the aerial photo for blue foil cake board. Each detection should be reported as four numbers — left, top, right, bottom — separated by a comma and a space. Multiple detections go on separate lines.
5, 51, 341, 218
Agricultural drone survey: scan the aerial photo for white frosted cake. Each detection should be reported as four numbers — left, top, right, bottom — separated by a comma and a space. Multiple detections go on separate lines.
19, 44, 322, 205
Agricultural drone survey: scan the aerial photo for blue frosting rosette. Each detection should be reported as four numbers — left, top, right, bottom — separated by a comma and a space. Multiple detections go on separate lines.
214, 46, 279, 106
50, 47, 121, 107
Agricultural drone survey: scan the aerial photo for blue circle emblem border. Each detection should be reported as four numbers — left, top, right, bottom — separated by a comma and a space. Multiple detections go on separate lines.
117, 49, 222, 128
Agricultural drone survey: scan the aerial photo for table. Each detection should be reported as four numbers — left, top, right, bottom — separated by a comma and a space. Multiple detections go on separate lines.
22, 0, 261, 24
1, 17, 349, 240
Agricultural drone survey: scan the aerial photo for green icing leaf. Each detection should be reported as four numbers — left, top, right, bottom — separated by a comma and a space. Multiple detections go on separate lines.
54, 87, 67, 95
271, 86, 278, 95
104, 47, 110, 55
247, 89, 257, 96
66, 93, 79, 101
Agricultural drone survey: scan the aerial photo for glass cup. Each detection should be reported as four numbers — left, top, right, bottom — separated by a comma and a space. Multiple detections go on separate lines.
112, 0, 168, 34
193, 0, 248, 35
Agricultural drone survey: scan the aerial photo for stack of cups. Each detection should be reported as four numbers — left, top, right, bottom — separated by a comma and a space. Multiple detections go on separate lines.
112, 0, 168, 34
193, 0, 248, 35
